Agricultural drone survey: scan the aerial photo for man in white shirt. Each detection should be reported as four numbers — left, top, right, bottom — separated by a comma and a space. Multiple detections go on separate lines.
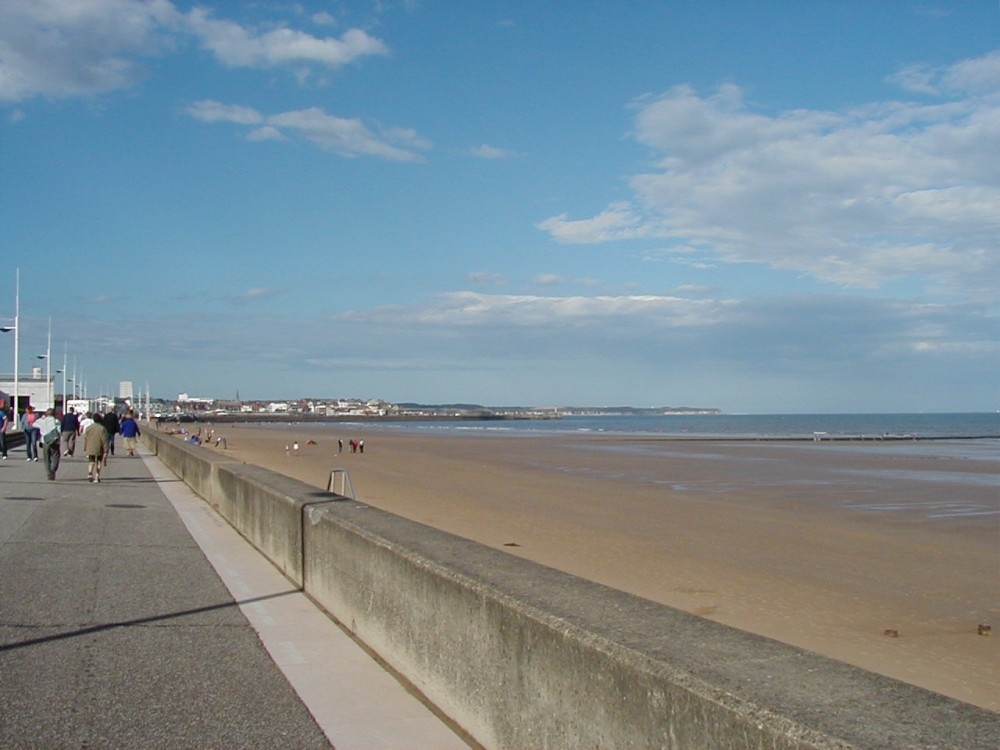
35, 408, 62, 480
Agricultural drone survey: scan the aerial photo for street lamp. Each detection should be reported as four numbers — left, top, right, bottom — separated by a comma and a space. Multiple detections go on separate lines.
62, 342, 67, 414
35, 319, 52, 410
1, 269, 19, 420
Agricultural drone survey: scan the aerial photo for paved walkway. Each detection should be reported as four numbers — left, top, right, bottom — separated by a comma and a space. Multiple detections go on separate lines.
0, 443, 470, 749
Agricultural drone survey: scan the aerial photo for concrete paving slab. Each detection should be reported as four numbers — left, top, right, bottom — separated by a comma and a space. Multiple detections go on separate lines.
0, 445, 470, 750
144, 447, 473, 750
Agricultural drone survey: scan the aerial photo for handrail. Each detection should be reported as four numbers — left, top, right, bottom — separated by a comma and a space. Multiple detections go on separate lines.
326, 468, 355, 499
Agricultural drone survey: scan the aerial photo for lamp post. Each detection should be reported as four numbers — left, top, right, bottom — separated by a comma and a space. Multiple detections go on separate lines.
1, 269, 19, 420
35, 318, 52, 410
46, 319, 51, 409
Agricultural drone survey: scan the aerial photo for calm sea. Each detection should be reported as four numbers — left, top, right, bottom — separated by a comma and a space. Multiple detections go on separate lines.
370, 412, 1000, 440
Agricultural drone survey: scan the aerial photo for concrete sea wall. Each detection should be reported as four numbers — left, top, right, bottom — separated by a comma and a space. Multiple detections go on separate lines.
142, 429, 998, 750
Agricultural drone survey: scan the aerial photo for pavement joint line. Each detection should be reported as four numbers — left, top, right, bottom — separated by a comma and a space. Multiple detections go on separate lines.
138, 447, 470, 750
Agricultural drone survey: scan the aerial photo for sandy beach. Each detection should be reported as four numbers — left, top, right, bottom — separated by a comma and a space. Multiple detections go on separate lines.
180, 422, 999, 711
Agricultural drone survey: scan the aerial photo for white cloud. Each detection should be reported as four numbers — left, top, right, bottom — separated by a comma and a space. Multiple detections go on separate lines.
538, 52, 1000, 300
317, 290, 996, 409
311, 12, 337, 27
247, 125, 286, 142
382, 126, 433, 151
886, 64, 940, 96
186, 8, 388, 69
65, 284, 998, 409
536, 201, 652, 243
185, 100, 261, 124
184, 99, 428, 161
0, 0, 388, 102
0, 0, 181, 101
890, 49, 1000, 96
342, 291, 734, 329
266, 107, 428, 161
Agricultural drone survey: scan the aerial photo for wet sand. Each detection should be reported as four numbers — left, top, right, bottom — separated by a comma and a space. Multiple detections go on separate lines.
184, 422, 999, 711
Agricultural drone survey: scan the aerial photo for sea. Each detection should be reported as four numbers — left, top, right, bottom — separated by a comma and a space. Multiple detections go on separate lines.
367, 412, 1000, 441
355, 412, 1000, 516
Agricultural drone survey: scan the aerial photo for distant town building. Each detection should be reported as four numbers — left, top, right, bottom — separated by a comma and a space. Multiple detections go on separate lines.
119, 381, 134, 400
0, 369, 57, 412
178, 393, 213, 406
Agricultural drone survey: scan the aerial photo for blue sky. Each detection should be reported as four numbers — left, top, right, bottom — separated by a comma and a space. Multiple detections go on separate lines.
1, 1, 997, 412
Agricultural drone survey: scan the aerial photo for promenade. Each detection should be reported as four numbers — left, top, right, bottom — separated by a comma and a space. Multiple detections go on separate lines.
0, 443, 470, 749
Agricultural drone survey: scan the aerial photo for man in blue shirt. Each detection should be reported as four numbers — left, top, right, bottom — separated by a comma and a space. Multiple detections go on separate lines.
119, 410, 141, 456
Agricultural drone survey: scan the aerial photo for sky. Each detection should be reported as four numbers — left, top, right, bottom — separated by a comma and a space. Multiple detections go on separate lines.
1, 1, 998, 413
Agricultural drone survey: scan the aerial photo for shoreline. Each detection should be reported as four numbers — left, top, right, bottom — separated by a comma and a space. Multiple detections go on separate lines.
154, 413, 1000, 442
172, 421, 999, 712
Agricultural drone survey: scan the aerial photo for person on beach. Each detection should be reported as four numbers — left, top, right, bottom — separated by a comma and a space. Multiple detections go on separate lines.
83, 413, 109, 482
337, 438, 343, 454
102, 409, 120, 461
35, 408, 62, 480
20, 404, 39, 461
60, 406, 80, 457
119, 410, 140, 456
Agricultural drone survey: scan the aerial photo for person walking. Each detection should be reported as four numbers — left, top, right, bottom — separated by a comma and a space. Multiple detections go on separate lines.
0, 405, 9, 459
35, 407, 62, 480
83, 413, 109, 483
20, 404, 39, 461
102, 409, 120, 463
119, 410, 141, 456
60, 406, 80, 457
78, 411, 93, 435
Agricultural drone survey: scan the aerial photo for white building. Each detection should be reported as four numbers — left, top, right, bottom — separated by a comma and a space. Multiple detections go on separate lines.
178, 392, 213, 404
0, 367, 57, 413
119, 381, 134, 400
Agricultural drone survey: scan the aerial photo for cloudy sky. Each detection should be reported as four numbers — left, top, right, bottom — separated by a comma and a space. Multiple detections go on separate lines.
1, 1, 997, 412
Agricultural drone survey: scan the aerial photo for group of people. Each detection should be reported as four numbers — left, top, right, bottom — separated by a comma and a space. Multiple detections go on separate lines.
337, 438, 365, 454
0, 404, 140, 482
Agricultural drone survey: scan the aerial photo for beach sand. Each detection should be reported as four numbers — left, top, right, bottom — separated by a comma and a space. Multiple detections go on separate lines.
182, 422, 999, 711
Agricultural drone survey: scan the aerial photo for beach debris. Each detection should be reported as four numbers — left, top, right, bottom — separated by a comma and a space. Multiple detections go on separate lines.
977, 624, 992, 636
503, 542, 521, 547
883, 629, 899, 638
